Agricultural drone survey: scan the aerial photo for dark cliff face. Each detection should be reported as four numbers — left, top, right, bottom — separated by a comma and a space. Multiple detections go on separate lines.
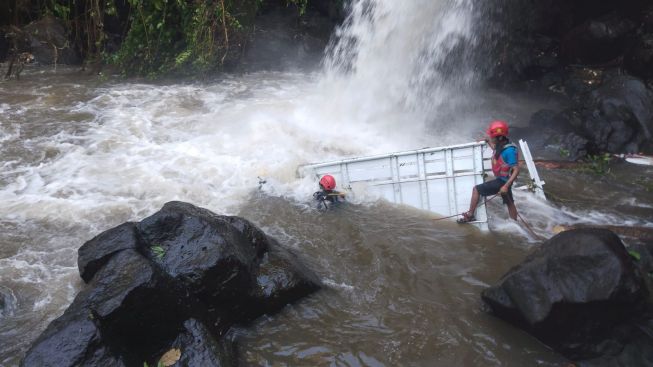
482, 0, 652, 86
479, 0, 653, 156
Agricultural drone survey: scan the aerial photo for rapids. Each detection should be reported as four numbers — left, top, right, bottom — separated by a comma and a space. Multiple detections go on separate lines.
1, 0, 652, 365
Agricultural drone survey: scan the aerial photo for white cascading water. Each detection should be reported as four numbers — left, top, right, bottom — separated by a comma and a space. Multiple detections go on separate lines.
323, 0, 479, 133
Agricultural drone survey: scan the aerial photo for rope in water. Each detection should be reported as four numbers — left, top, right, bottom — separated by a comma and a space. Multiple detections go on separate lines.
517, 211, 547, 241
432, 194, 500, 221
433, 193, 548, 242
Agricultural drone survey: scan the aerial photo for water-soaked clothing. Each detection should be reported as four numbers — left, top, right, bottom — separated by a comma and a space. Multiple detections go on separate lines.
476, 178, 514, 205
313, 190, 344, 210
492, 144, 518, 182
479, 142, 518, 205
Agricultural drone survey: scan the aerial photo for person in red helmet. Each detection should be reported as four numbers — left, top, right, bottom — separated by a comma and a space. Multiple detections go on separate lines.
313, 174, 345, 210
458, 120, 520, 223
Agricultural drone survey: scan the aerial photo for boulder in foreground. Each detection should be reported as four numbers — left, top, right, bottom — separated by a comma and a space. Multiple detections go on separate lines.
22, 201, 321, 366
482, 228, 653, 364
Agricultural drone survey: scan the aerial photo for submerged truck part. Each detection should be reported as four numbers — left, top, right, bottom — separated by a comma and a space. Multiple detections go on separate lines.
299, 141, 546, 230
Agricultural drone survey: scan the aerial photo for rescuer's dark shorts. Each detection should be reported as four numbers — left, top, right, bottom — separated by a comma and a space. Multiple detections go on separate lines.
476, 178, 514, 205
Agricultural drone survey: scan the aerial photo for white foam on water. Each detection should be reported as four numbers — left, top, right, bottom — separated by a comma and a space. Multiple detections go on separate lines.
323, 279, 356, 292
0, 73, 434, 229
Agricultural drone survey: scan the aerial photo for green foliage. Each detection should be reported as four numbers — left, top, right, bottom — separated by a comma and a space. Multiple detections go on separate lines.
112, 0, 259, 77
558, 147, 570, 159
628, 250, 641, 261
12, 0, 318, 76
580, 153, 612, 176
143, 362, 164, 367
49, 1, 71, 22
150, 244, 166, 260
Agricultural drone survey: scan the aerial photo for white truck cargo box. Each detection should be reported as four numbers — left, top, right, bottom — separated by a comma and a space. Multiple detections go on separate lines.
298, 140, 545, 230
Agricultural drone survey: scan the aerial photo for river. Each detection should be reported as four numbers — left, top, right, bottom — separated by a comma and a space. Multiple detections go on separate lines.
1, 0, 652, 366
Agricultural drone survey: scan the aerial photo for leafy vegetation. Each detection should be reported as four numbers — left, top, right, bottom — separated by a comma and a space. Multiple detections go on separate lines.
3, 0, 323, 77
628, 250, 641, 261
578, 153, 613, 176
150, 244, 166, 260
558, 147, 570, 159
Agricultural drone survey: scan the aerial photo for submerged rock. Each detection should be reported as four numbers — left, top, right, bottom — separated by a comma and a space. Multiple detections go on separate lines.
22, 201, 321, 366
482, 228, 652, 363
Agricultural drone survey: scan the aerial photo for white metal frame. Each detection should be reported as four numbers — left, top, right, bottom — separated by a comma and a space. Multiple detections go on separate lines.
299, 142, 491, 230
516, 140, 546, 200
298, 140, 545, 231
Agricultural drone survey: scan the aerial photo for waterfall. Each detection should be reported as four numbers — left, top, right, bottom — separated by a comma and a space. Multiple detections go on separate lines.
323, 0, 482, 116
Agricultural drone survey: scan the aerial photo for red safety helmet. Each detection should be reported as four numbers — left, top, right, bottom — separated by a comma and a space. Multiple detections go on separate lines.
487, 120, 509, 138
319, 175, 336, 190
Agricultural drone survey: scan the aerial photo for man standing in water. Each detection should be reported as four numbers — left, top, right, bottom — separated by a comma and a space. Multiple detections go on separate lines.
458, 120, 520, 223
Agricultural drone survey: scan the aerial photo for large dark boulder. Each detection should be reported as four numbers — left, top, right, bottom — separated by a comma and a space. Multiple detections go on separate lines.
582, 74, 653, 152
482, 228, 652, 362
136, 202, 321, 324
524, 73, 653, 156
22, 201, 321, 366
136, 202, 263, 302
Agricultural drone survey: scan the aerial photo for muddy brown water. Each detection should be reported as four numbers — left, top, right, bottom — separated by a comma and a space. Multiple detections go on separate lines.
1, 67, 651, 366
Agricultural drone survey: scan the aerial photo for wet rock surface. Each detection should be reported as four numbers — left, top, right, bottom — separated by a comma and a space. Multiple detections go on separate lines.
77, 222, 143, 282
21, 201, 321, 367
171, 319, 238, 367
482, 228, 653, 364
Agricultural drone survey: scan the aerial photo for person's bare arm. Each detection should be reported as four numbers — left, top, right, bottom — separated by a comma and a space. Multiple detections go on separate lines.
500, 166, 520, 193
